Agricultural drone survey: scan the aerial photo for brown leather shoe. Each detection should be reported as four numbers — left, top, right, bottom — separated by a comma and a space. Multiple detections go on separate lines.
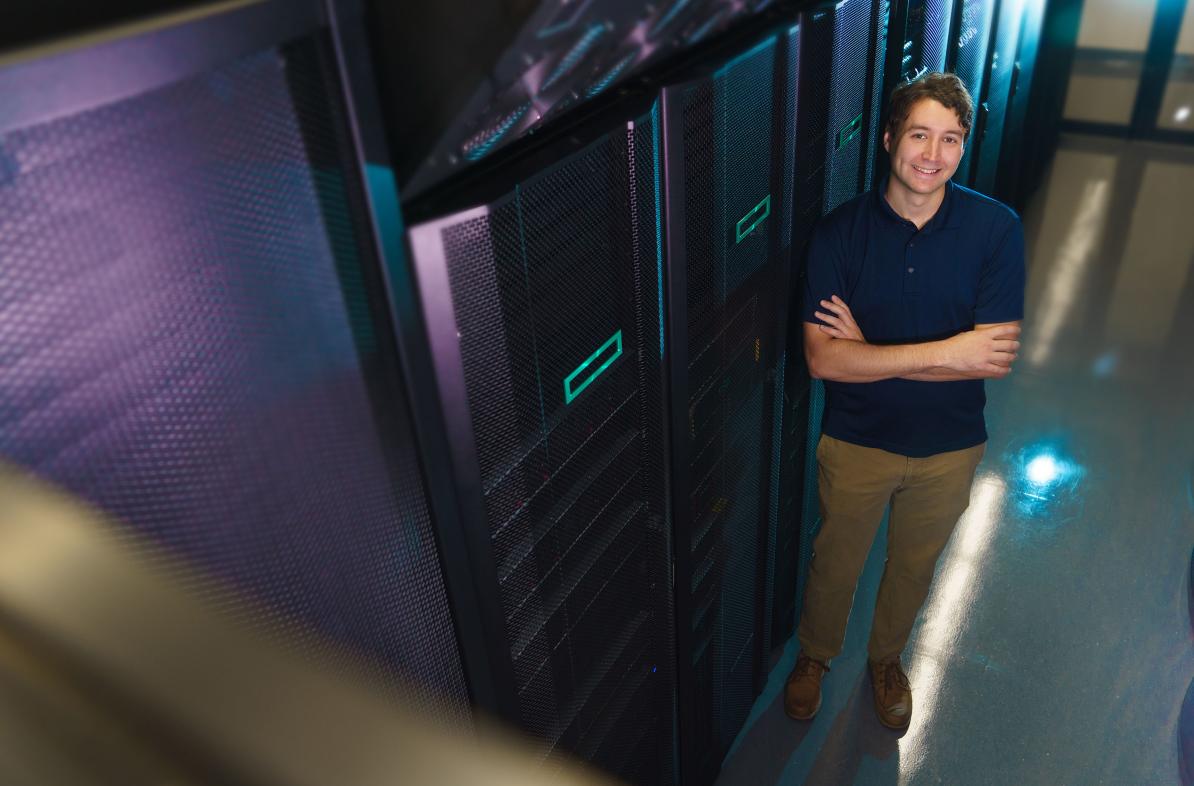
869, 658, 912, 729
785, 653, 829, 720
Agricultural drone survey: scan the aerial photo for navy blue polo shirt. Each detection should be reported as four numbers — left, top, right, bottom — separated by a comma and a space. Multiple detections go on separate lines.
801, 178, 1025, 458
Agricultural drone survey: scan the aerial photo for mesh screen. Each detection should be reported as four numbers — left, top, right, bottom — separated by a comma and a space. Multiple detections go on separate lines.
766, 24, 800, 656
921, 0, 955, 73
435, 109, 672, 786
770, 349, 801, 644
781, 25, 800, 253
825, 0, 872, 211
679, 35, 781, 772
901, 0, 955, 82
792, 13, 831, 245
865, 0, 891, 191
781, 2, 873, 643
0, 40, 470, 723
953, 0, 997, 183
795, 378, 827, 623
762, 352, 783, 655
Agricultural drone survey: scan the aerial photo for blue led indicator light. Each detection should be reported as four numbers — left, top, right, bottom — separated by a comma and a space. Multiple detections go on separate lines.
736, 194, 772, 243
564, 330, 623, 404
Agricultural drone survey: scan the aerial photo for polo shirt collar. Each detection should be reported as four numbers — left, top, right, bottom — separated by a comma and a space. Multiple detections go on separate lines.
873, 176, 960, 233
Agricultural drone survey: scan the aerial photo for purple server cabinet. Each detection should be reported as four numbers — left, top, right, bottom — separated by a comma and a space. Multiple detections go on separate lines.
0, 0, 480, 727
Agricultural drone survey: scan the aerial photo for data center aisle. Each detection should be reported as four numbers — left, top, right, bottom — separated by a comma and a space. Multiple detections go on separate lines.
717, 134, 1194, 785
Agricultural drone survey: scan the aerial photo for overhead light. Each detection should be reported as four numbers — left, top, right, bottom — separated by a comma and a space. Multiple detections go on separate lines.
1176, 106, 1191, 124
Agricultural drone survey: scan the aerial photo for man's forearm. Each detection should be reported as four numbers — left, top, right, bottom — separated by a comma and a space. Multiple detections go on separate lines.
901, 367, 1004, 382
808, 338, 949, 383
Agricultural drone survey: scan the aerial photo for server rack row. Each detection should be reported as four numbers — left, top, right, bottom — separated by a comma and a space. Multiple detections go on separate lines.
0, 0, 1045, 784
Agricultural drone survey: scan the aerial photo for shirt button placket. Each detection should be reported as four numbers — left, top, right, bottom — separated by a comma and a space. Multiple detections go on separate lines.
904, 238, 919, 294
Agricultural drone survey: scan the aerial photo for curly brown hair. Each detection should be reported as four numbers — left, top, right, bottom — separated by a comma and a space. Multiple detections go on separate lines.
884, 72, 974, 143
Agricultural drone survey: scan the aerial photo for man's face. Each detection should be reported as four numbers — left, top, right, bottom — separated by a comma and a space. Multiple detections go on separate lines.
883, 97, 965, 197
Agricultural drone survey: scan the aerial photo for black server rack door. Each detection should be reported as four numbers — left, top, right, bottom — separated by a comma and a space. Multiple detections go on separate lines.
876, 0, 954, 188
782, 0, 875, 647
765, 22, 803, 656
666, 27, 799, 783
0, 25, 471, 723
865, 0, 893, 192
904, 0, 957, 81
407, 109, 674, 786
951, 0, 998, 184
822, 0, 876, 212
995, 0, 1047, 204
973, 0, 1027, 195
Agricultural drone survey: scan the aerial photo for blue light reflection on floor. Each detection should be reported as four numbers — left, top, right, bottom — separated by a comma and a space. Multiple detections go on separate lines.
1004, 440, 1085, 519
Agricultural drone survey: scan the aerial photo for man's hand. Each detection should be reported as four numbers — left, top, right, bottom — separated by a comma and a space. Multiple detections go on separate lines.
814, 295, 866, 343
940, 323, 1021, 377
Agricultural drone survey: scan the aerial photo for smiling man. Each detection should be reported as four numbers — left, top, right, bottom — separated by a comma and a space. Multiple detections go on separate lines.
784, 73, 1025, 730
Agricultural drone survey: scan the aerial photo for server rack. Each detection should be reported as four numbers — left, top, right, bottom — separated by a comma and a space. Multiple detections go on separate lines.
994, 0, 1047, 205
865, 0, 894, 192
874, 0, 956, 207
889, 0, 957, 85
0, 0, 478, 725
774, 0, 885, 652
659, 25, 797, 785
971, 0, 1027, 195
949, 0, 998, 185
406, 103, 675, 785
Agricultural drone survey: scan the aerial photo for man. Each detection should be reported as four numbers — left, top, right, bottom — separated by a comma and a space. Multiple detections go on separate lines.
784, 72, 1024, 730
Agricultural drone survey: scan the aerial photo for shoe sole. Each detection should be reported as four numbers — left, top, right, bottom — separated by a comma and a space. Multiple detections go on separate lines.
784, 692, 821, 721
872, 696, 911, 730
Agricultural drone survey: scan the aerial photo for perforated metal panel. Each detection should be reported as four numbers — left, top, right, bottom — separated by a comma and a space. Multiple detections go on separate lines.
0, 38, 470, 723
825, 0, 873, 211
952, 0, 997, 184
778, 0, 877, 648
865, 0, 892, 191
764, 22, 802, 657
666, 29, 797, 785
900, 0, 955, 81
410, 107, 673, 786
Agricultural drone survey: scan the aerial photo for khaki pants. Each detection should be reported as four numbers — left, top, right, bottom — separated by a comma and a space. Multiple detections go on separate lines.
797, 434, 985, 664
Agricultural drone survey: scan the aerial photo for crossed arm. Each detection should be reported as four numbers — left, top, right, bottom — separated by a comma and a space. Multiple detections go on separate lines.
804, 295, 1021, 383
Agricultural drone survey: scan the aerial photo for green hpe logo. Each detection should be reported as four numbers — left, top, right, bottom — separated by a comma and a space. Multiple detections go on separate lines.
564, 330, 623, 404
837, 113, 863, 150
736, 194, 772, 244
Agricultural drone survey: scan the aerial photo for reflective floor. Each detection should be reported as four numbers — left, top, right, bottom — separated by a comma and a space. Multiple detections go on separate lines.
717, 134, 1194, 785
